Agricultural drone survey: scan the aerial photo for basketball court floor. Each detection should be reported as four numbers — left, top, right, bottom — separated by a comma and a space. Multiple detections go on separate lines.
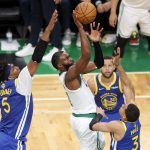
0, 36, 150, 150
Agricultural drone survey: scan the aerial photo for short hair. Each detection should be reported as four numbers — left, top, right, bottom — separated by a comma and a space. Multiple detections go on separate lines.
51, 51, 63, 70
0, 63, 8, 83
125, 104, 140, 122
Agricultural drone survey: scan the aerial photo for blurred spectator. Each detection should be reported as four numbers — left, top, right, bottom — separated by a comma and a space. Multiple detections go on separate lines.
58, 0, 72, 46
109, 0, 150, 57
19, 0, 31, 32
94, 0, 118, 44
15, 0, 70, 62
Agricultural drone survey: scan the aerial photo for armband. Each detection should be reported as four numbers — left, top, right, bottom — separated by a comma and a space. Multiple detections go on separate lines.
93, 42, 104, 68
32, 39, 48, 63
89, 113, 103, 130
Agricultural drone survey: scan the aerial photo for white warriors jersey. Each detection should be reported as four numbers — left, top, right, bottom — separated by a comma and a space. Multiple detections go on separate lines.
59, 72, 96, 114
123, 0, 150, 9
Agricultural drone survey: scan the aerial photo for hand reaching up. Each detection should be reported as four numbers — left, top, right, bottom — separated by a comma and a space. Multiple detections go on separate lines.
45, 10, 58, 33
42, 10, 58, 41
113, 47, 121, 67
86, 22, 103, 42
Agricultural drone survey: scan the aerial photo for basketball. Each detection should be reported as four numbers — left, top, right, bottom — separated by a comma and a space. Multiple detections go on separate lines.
75, 2, 97, 24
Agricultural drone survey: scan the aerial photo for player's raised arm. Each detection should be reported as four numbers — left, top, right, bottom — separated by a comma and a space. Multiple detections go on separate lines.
113, 48, 135, 104
65, 11, 91, 81
27, 10, 58, 76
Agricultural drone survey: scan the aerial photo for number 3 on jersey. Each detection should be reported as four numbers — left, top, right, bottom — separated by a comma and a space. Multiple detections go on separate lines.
2, 97, 10, 113
132, 135, 139, 150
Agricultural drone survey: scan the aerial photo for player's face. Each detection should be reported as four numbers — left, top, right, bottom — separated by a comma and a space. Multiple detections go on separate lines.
101, 59, 115, 78
59, 52, 74, 71
9, 65, 21, 79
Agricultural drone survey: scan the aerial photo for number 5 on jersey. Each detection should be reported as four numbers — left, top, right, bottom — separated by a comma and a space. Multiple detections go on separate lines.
2, 97, 10, 113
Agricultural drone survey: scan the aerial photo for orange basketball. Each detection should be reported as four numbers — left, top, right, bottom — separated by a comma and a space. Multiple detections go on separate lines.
75, 2, 97, 24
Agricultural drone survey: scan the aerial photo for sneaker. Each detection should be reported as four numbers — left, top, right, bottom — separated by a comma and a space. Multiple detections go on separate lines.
76, 33, 81, 47
42, 47, 65, 62
62, 29, 71, 46
101, 34, 116, 44
15, 43, 35, 57
129, 31, 139, 46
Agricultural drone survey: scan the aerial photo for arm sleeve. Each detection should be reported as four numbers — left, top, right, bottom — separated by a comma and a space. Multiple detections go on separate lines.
16, 66, 32, 95
93, 42, 104, 69
89, 113, 103, 130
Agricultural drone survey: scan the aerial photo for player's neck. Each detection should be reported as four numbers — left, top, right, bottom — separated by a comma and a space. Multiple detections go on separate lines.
101, 73, 114, 85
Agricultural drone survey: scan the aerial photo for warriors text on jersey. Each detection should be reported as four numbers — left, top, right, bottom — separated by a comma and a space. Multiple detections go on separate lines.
0, 67, 33, 149
111, 120, 141, 150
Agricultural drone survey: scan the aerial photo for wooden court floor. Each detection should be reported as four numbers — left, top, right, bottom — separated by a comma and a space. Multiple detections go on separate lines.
26, 73, 150, 150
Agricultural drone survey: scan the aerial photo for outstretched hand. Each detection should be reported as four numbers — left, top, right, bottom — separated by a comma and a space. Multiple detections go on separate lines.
72, 10, 83, 29
46, 10, 58, 32
41, 10, 58, 41
86, 22, 103, 42
112, 47, 120, 67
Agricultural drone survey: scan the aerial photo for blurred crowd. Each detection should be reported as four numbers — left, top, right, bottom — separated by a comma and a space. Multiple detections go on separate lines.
1, 0, 150, 61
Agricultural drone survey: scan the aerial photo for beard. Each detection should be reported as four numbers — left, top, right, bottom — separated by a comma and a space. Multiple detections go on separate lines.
64, 63, 73, 71
101, 71, 113, 79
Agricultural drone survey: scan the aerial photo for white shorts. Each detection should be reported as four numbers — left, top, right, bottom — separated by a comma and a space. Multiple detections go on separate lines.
70, 115, 105, 150
117, 2, 150, 38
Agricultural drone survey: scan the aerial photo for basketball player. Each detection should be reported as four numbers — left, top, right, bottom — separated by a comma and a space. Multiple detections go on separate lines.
87, 53, 125, 122
0, 10, 58, 150
109, 0, 150, 57
90, 48, 141, 150
51, 11, 105, 150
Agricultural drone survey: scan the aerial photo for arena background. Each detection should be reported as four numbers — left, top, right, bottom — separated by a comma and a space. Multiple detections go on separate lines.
0, 0, 150, 149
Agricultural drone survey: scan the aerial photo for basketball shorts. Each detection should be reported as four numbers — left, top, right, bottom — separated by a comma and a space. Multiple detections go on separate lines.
71, 114, 105, 150
117, 3, 150, 38
0, 132, 26, 150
